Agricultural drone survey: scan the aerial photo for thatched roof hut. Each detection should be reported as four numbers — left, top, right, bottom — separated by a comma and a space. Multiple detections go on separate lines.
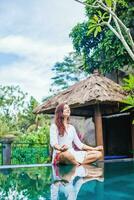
34, 72, 134, 159
34, 72, 132, 160
34, 72, 127, 116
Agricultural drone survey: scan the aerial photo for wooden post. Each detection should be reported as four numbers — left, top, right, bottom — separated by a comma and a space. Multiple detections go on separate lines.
94, 104, 104, 160
1, 135, 15, 165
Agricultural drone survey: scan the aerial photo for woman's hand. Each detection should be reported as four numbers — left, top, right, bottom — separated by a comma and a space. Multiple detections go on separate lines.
60, 144, 68, 152
94, 145, 103, 151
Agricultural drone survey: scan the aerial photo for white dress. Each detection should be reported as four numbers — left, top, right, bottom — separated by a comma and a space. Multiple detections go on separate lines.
50, 123, 87, 164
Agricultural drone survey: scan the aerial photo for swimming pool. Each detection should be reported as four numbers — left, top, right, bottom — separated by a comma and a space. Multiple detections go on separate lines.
0, 160, 134, 200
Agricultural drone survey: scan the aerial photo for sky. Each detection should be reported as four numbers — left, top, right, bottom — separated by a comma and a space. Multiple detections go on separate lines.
0, 0, 85, 102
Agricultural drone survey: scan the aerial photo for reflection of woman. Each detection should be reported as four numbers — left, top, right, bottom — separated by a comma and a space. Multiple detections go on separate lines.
51, 164, 104, 200
50, 103, 103, 165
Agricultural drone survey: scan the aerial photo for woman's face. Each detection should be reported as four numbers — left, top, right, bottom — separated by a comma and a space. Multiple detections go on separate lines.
63, 104, 71, 117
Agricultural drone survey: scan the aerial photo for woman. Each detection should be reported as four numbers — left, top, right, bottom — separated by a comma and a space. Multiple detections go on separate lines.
50, 103, 103, 165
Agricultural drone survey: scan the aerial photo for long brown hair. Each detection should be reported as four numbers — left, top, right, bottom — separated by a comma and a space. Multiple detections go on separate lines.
55, 103, 69, 136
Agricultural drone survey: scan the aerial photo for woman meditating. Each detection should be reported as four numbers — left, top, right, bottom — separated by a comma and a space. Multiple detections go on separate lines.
50, 103, 103, 165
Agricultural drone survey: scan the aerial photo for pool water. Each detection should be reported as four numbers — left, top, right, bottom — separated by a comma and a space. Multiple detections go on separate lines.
0, 161, 134, 200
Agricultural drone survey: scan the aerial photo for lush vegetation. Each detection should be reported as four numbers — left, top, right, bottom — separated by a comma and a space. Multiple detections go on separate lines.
51, 52, 88, 92
51, 0, 133, 91
0, 0, 133, 165
0, 85, 51, 164
74, 0, 134, 61
121, 74, 134, 123
71, 0, 134, 73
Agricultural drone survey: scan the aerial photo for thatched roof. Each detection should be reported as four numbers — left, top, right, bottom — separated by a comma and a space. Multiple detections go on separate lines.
34, 73, 127, 115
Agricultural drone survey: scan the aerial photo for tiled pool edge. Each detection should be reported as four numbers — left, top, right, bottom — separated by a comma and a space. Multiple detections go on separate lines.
0, 158, 133, 169
99, 158, 134, 163
0, 163, 52, 169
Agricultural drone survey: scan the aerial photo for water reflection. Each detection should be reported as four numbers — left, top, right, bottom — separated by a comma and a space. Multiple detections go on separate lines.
0, 164, 104, 200
51, 164, 104, 200
0, 166, 52, 199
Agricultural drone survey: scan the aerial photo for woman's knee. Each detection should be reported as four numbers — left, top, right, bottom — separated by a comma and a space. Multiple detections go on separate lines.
59, 151, 77, 164
86, 151, 102, 160
60, 151, 73, 160
97, 151, 102, 159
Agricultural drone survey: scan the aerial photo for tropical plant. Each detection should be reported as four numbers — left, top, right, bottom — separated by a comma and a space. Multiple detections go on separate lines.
75, 0, 134, 60
0, 85, 27, 118
16, 96, 39, 132
121, 74, 134, 123
69, 0, 133, 74
51, 52, 88, 93
0, 84, 51, 165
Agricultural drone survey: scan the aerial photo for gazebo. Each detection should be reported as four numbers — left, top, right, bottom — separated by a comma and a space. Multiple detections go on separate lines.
34, 71, 134, 159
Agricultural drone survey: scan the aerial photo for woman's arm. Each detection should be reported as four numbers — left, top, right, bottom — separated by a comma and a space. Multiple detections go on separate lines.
82, 144, 103, 151
72, 125, 103, 152
72, 126, 96, 151
82, 144, 95, 151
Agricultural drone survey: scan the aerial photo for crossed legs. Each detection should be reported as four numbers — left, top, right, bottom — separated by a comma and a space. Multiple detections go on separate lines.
58, 150, 102, 165
59, 151, 80, 165
82, 150, 102, 165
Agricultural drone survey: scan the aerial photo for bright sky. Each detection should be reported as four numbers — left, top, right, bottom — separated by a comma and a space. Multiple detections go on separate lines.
0, 0, 85, 102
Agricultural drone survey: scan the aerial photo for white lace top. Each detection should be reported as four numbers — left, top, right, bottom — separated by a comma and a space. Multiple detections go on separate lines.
50, 124, 84, 163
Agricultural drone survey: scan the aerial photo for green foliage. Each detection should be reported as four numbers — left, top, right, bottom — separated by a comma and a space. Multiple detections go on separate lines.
15, 125, 50, 145
86, 0, 128, 38
70, 22, 104, 73
121, 96, 134, 112
121, 74, 134, 123
85, 0, 128, 9
70, 22, 132, 73
87, 12, 108, 37
69, 0, 133, 74
10, 118, 51, 164
0, 123, 51, 165
0, 84, 51, 164
105, 0, 112, 7
12, 146, 50, 164
0, 85, 27, 136
51, 52, 88, 92
16, 96, 39, 132
0, 114, 22, 138
122, 74, 134, 93
0, 85, 43, 137
0, 85, 27, 117
0, 117, 10, 137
